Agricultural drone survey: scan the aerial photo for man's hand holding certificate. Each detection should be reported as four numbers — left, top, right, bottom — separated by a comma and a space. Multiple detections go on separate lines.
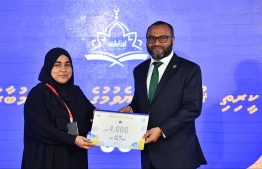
89, 110, 149, 150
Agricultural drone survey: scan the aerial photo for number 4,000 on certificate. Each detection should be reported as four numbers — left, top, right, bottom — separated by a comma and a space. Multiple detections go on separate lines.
89, 110, 149, 150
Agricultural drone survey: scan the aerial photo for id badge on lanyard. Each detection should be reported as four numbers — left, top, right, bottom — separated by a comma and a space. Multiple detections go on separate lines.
45, 83, 79, 136
67, 121, 79, 136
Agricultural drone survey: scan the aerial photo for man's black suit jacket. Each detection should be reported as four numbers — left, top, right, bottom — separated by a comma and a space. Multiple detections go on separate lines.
129, 53, 207, 169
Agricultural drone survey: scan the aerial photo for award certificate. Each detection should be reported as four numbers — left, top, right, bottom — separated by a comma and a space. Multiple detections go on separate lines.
89, 110, 149, 150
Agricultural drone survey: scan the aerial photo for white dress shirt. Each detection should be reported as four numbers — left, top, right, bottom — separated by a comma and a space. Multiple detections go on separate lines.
146, 51, 174, 138
147, 51, 174, 96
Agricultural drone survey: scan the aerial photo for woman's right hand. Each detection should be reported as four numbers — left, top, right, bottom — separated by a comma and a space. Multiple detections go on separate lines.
74, 136, 95, 150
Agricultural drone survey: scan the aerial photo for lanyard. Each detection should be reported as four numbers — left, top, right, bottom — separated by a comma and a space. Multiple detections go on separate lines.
45, 83, 73, 122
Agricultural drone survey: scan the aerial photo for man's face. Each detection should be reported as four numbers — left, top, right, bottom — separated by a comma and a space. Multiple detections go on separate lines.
146, 24, 175, 60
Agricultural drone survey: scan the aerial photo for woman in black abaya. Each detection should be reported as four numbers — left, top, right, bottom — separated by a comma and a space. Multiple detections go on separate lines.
22, 47, 96, 169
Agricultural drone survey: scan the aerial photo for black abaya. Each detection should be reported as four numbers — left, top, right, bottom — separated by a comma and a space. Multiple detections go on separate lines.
21, 48, 95, 169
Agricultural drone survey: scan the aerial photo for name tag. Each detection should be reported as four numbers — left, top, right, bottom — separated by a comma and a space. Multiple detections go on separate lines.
67, 121, 79, 136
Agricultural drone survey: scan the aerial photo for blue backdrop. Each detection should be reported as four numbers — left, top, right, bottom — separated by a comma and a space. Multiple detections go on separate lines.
0, 0, 262, 168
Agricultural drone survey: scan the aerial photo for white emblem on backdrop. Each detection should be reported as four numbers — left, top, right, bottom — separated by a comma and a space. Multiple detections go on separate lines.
85, 8, 148, 67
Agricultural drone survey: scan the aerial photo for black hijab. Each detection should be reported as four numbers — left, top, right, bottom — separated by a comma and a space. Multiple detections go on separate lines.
38, 47, 76, 106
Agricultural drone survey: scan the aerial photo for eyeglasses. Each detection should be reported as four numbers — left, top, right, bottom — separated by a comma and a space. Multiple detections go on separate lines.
146, 36, 173, 44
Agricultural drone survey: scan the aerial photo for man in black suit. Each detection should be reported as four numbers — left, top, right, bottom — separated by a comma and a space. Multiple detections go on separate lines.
119, 21, 207, 169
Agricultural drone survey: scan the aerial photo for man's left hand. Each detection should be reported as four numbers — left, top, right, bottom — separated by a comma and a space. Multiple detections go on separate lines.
143, 127, 162, 144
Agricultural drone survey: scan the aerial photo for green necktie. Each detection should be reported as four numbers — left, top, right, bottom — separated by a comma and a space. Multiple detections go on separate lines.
149, 62, 163, 103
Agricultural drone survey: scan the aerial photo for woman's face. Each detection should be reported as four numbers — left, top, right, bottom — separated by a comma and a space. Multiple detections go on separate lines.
51, 54, 72, 84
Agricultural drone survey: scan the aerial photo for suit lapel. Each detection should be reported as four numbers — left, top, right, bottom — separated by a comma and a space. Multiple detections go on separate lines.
151, 54, 180, 103
140, 60, 151, 107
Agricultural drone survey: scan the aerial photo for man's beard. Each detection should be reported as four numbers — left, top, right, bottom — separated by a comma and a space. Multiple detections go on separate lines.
147, 42, 173, 60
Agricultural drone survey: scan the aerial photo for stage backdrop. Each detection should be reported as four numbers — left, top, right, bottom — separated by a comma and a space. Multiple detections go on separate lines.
0, 0, 262, 168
